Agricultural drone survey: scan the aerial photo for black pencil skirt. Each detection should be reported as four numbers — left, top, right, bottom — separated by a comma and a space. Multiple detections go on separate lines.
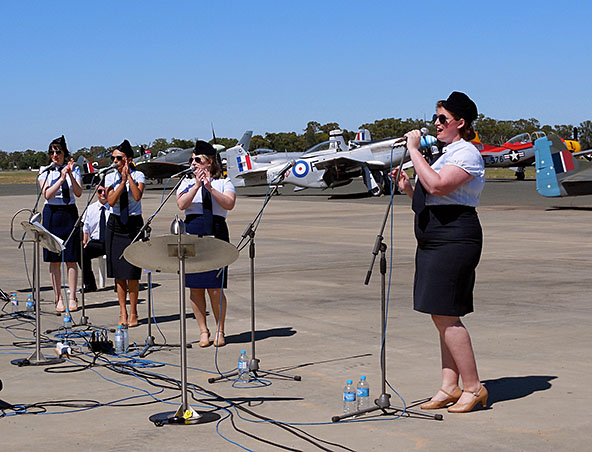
42, 204, 80, 263
106, 214, 144, 281
184, 214, 229, 289
413, 205, 482, 317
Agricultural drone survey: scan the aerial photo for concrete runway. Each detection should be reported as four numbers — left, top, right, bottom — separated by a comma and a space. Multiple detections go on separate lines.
0, 178, 590, 451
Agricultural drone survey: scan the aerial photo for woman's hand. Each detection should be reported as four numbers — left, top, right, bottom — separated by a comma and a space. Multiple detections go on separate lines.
121, 160, 129, 182
389, 168, 413, 197
192, 166, 202, 188
404, 129, 422, 152
200, 167, 212, 191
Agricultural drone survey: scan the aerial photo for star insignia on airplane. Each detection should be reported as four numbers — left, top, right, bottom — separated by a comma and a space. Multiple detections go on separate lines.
504, 150, 525, 162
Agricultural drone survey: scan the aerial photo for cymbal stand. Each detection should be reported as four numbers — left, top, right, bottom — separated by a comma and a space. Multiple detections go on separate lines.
331, 145, 441, 422
10, 209, 63, 366
149, 217, 215, 426
209, 184, 301, 384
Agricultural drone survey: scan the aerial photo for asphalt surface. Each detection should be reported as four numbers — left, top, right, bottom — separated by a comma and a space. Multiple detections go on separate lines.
0, 178, 590, 451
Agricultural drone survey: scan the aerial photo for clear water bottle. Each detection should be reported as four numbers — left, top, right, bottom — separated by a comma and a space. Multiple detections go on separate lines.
26, 294, 35, 313
114, 325, 124, 354
343, 379, 357, 415
238, 350, 249, 382
10, 293, 19, 314
122, 325, 129, 353
63, 309, 73, 332
357, 376, 371, 411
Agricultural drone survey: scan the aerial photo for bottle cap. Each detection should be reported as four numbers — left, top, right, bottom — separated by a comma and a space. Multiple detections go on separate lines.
346, 379, 352, 384
361, 376, 366, 380
117, 325, 122, 329
240, 350, 246, 354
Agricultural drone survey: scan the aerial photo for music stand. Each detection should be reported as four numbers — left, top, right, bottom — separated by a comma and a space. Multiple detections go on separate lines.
10, 217, 65, 366
124, 226, 238, 425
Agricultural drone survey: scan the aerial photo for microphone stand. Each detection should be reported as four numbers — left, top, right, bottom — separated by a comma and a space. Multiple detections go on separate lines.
135, 174, 192, 357
209, 181, 301, 384
332, 143, 442, 422
63, 171, 105, 326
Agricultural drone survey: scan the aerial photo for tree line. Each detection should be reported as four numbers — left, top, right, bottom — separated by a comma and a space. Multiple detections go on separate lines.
1, 116, 591, 170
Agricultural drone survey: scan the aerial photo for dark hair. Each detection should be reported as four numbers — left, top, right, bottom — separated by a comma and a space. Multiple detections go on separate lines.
47, 135, 70, 164
436, 101, 476, 141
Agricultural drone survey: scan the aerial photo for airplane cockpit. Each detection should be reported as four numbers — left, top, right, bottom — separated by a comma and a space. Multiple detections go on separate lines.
507, 131, 546, 145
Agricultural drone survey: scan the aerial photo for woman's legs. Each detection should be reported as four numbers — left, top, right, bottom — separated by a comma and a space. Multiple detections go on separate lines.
116, 279, 128, 325
66, 262, 78, 308
431, 315, 481, 404
189, 288, 209, 333
128, 280, 139, 326
49, 262, 63, 309
207, 288, 226, 346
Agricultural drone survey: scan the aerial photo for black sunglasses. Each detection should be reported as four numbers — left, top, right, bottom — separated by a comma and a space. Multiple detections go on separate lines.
432, 113, 454, 125
48, 150, 63, 156
97, 188, 105, 194
110, 155, 125, 162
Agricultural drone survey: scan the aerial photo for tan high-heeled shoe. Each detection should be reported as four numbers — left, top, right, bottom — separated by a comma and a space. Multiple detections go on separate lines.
420, 386, 462, 409
199, 330, 211, 348
213, 330, 225, 347
447, 385, 488, 413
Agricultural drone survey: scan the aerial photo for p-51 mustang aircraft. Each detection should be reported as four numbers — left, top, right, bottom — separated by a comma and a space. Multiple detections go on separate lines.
227, 129, 436, 196
473, 131, 581, 180
534, 133, 592, 197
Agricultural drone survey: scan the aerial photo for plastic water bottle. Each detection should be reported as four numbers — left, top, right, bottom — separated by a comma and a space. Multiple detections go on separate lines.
10, 293, 19, 314
122, 325, 129, 353
63, 309, 73, 332
238, 350, 249, 382
114, 325, 124, 354
26, 294, 35, 314
357, 376, 371, 411
343, 379, 357, 415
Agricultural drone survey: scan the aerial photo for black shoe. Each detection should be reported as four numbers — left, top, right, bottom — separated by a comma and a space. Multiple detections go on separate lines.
84, 284, 97, 293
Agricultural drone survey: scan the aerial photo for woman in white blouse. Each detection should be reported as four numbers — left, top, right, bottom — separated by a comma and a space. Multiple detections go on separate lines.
393, 92, 488, 413
38, 135, 82, 312
177, 141, 236, 347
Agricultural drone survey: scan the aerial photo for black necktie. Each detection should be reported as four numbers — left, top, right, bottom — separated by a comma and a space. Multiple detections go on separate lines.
99, 205, 106, 243
120, 179, 129, 225
411, 179, 426, 214
201, 186, 213, 235
61, 169, 70, 204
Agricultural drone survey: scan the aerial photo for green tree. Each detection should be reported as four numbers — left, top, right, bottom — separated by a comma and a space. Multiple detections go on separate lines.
578, 120, 592, 149
151, 138, 170, 153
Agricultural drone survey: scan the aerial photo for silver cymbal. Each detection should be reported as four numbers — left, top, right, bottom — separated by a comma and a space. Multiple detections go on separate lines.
21, 221, 65, 254
123, 234, 239, 274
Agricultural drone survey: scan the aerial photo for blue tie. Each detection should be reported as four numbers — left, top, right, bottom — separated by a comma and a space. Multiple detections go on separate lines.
201, 186, 213, 235
120, 189, 129, 225
61, 169, 71, 204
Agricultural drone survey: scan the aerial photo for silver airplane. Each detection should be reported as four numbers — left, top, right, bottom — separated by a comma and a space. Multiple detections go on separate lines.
227, 129, 437, 196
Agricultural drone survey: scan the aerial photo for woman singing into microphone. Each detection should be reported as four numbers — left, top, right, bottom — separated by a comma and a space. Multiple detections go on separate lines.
176, 141, 236, 347
105, 140, 145, 327
39, 135, 82, 312
392, 92, 487, 413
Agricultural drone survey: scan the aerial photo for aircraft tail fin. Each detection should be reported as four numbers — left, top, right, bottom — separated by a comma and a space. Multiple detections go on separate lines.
237, 130, 253, 152
535, 134, 578, 197
355, 129, 371, 142
226, 141, 253, 186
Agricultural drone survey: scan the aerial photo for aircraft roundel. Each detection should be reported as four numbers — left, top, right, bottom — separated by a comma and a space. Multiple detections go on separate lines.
292, 160, 309, 178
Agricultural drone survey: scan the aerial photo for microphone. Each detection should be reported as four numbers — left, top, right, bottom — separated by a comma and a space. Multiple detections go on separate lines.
171, 167, 194, 178
271, 160, 296, 183
98, 162, 117, 175
40, 162, 57, 173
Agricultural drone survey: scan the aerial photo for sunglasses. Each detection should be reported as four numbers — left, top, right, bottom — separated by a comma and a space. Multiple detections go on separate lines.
48, 150, 63, 156
432, 113, 454, 125
97, 189, 105, 194
189, 156, 208, 164
110, 155, 125, 162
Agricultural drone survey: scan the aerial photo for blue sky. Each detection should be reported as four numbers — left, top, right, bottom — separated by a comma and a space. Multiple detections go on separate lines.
1, 1, 590, 152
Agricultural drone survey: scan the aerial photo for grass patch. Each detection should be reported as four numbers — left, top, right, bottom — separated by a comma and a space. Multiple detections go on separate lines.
0, 170, 40, 184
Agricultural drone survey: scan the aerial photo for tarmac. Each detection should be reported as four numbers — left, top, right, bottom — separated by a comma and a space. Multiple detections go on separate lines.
0, 178, 591, 451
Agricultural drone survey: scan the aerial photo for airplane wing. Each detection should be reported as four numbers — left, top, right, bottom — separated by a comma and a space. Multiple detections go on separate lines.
134, 161, 189, 179
233, 167, 270, 185
312, 156, 387, 172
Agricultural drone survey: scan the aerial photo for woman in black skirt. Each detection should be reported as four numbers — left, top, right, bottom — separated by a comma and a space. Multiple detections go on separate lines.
176, 141, 235, 347
392, 92, 487, 413
105, 140, 145, 327
38, 136, 82, 312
